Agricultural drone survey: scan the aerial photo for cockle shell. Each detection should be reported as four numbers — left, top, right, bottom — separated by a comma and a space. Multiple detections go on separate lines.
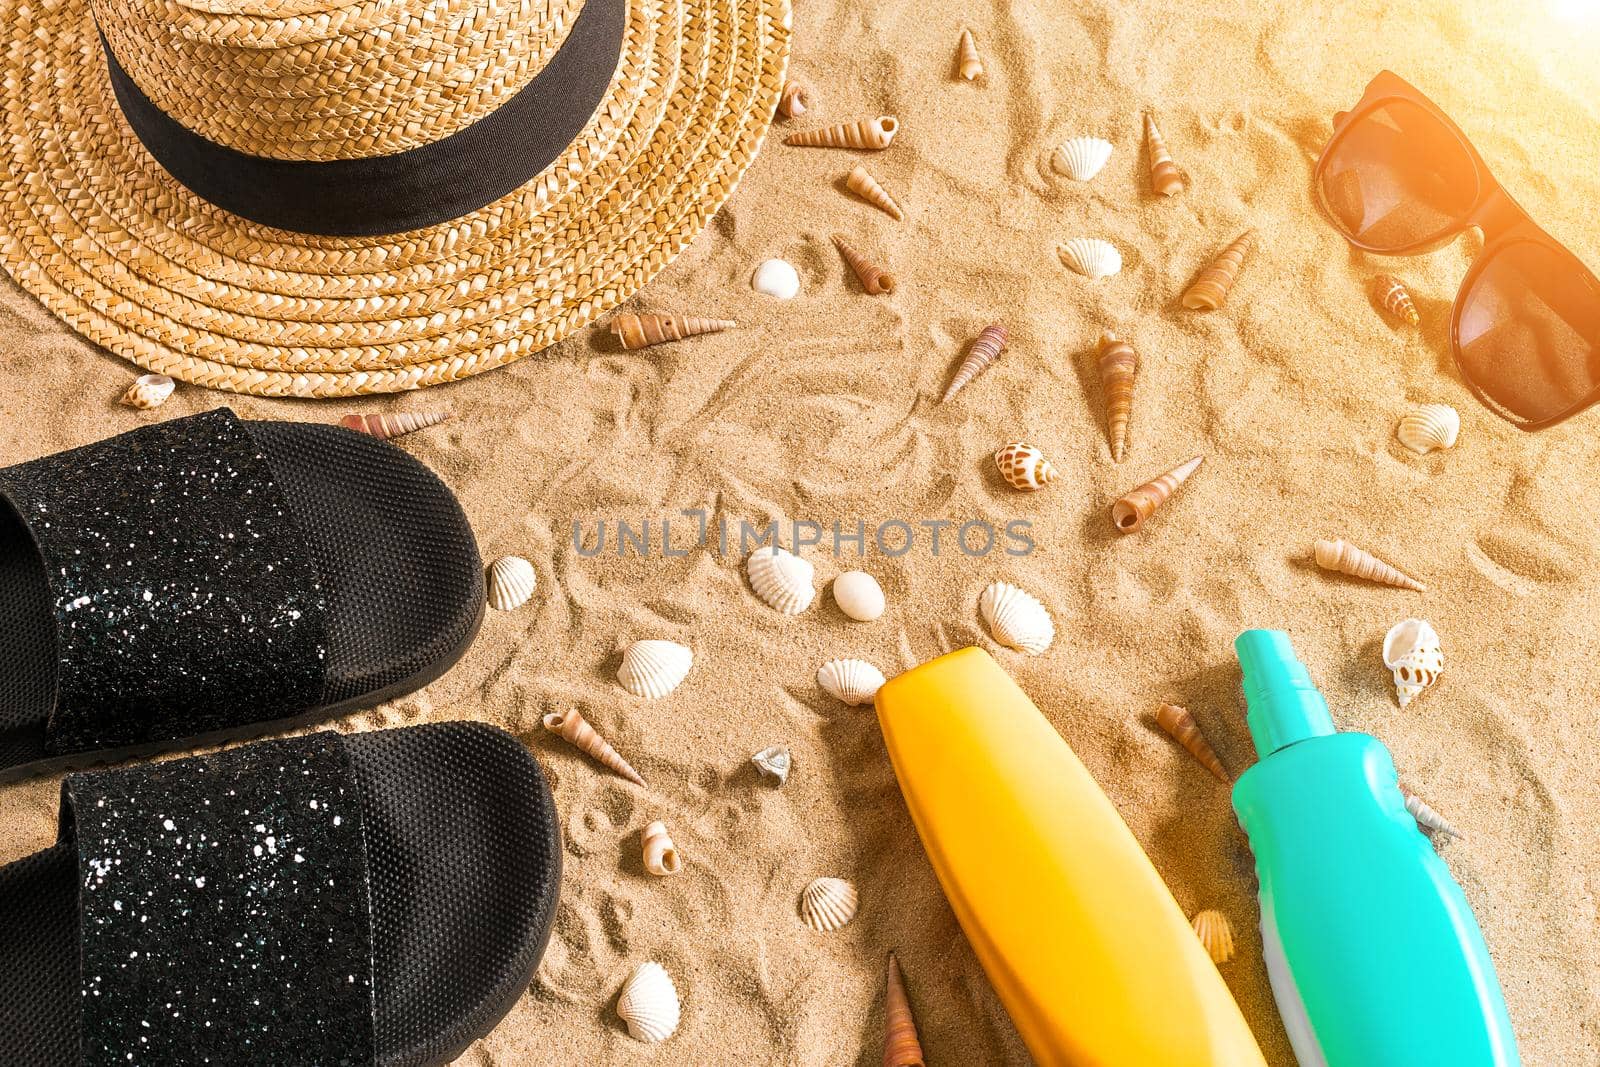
941, 324, 1009, 402
979, 581, 1054, 655
1154, 703, 1230, 783
800, 877, 858, 931
485, 555, 537, 611
785, 116, 899, 149
642, 820, 682, 876
746, 545, 816, 614
1112, 456, 1203, 533
752, 258, 801, 299
1313, 538, 1425, 592
543, 709, 645, 786
1397, 404, 1460, 455
845, 165, 905, 221
617, 962, 680, 1043
778, 80, 811, 118
1096, 332, 1139, 462
340, 410, 450, 440
1190, 910, 1235, 964
883, 952, 926, 1067
1051, 137, 1114, 182
120, 373, 174, 409
956, 28, 983, 80
1374, 273, 1420, 326
1057, 237, 1123, 280
610, 313, 736, 350
833, 235, 896, 294
832, 570, 886, 622
752, 745, 792, 785
1145, 113, 1185, 197
994, 442, 1058, 491
1405, 792, 1463, 839
817, 658, 886, 707
1383, 618, 1443, 709
1183, 230, 1256, 310
618, 639, 694, 699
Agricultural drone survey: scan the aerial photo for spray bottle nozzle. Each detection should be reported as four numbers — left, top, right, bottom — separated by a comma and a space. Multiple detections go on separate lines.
1236, 630, 1336, 759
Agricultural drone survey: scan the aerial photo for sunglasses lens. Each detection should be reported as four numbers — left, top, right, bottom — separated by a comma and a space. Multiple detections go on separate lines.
1318, 100, 1479, 251
1457, 241, 1600, 426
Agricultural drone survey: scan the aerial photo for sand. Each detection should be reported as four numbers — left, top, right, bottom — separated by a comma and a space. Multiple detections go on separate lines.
4, 0, 1600, 1063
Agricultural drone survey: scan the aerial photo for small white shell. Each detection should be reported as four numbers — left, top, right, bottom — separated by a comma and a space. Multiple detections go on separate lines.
817, 658, 886, 706
752, 745, 792, 785
799, 877, 858, 932
1396, 404, 1460, 455
1057, 238, 1122, 280
1382, 618, 1443, 708
831, 570, 885, 622
120, 373, 175, 410
616, 961, 681, 1043
618, 639, 693, 699
746, 545, 816, 614
485, 555, 537, 611
642, 820, 682, 876
1051, 137, 1114, 181
980, 581, 1054, 655
752, 258, 801, 299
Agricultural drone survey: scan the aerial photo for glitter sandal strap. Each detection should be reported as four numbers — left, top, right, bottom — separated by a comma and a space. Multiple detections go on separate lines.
61, 732, 375, 1065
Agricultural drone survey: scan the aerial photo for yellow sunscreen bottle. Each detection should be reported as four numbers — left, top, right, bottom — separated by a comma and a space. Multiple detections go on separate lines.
874, 647, 1267, 1067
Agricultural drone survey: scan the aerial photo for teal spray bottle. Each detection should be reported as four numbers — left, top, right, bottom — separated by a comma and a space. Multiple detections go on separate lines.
1231, 629, 1520, 1066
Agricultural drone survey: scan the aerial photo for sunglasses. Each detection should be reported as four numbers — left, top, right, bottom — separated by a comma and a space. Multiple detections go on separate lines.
1315, 71, 1600, 431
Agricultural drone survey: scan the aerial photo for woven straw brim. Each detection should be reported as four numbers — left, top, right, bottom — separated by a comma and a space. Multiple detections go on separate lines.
0, 0, 790, 396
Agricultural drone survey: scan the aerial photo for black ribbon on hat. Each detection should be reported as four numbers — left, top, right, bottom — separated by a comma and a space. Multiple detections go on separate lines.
100, 0, 626, 237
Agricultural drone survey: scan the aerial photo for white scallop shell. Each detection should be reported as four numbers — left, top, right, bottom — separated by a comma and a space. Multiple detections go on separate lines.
1057, 238, 1122, 280
1382, 618, 1443, 708
816, 658, 886, 706
752, 745, 792, 785
1396, 404, 1460, 455
1051, 137, 1114, 181
799, 877, 858, 932
752, 258, 801, 299
746, 545, 816, 614
831, 570, 885, 622
618, 639, 693, 699
120, 373, 175, 410
485, 555, 537, 611
616, 961, 680, 1043
980, 581, 1054, 655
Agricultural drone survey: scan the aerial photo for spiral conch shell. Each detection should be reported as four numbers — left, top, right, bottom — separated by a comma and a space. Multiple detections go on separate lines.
1396, 404, 1460, 455
746, 545, 816, 614
1374, 273, 1420, 326
979, 581, 1054, 655
941, 324, 1009, 402
1405, 793, 1463, 839
1051, 137, 1113, 182
956, 28, 983, 80
1182, 230, 1255, 310
1190, 910, 1235, 964
1096, 332, 1139, 462
1058, 238, 1123, 280
1154, 703, 1230, 783
817, 658, 886, 707
778, 80, 811, 118
617, 961, 680, 1043
833, 235, 896, 295
610, 313, 736, 350
618, 639, 694, 699
1383, 618, 1443, 708
120, 373, 175, 409
543, 709, 645, 786
1145, 113, 1185, 197
800, 877, 858, 932
785, 116, 898, 149
994, 442, 1058, 491
339, 410, 450, 440
642, 820, 682, 876
1313, 539, 1425, 592
845, 165, 904, 221
1112, 456, 1203, 533
883, 952, 926, 1067
485, 555, 537, 611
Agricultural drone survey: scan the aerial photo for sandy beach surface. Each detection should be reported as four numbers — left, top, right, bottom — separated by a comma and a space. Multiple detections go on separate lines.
4, 0, 1600, 1063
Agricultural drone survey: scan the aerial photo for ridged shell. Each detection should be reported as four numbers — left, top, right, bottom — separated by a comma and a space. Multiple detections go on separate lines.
1383, 618, 1443, 709
845, 165, 905, 221
542, 709, 646, 786
752, 745, 792, 785
1112, 456, 1203, 533
1397, 404, 1460, 455
617, 962, 680, 1043
485, 555, 537, 611
994, 442, 1058, 491
1057, 238, 1122, 280
833, 235, 896, 294
979, 581, 1054, 655
1154, 703, 1230, 783
1051, 137, 1114, 182
1374, 273, 1420, 326
618, 639, 693, 699
747, 546, 817, 614
883, 953, 926, 1067
941, 325, 1010, 402
800, 877, 858, 932
1096, 332, 1139, 463
120, 373, 174, 409
1313, 538, 1425, 591
1145, 113, 1185, 197
831, 570, 886, 622
785, 116, 899, 149
817, 658, 886, 706
956, 28, 983, 80
1183, 230, 1255, 310
642, 820, 682, 876
610, 313, 736, 350
1191, 910, 1235, 964
1405, 793, 1463, 839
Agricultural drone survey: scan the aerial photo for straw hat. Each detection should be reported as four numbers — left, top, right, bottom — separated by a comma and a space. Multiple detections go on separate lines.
0, 0, 790, 396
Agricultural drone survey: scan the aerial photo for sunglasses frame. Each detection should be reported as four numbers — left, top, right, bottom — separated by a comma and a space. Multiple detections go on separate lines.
1314, 70, 1600, 430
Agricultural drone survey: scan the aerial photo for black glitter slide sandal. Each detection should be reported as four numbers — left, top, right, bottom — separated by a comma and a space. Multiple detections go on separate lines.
0, 722, 562, 1066
0, 408, 485, 782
